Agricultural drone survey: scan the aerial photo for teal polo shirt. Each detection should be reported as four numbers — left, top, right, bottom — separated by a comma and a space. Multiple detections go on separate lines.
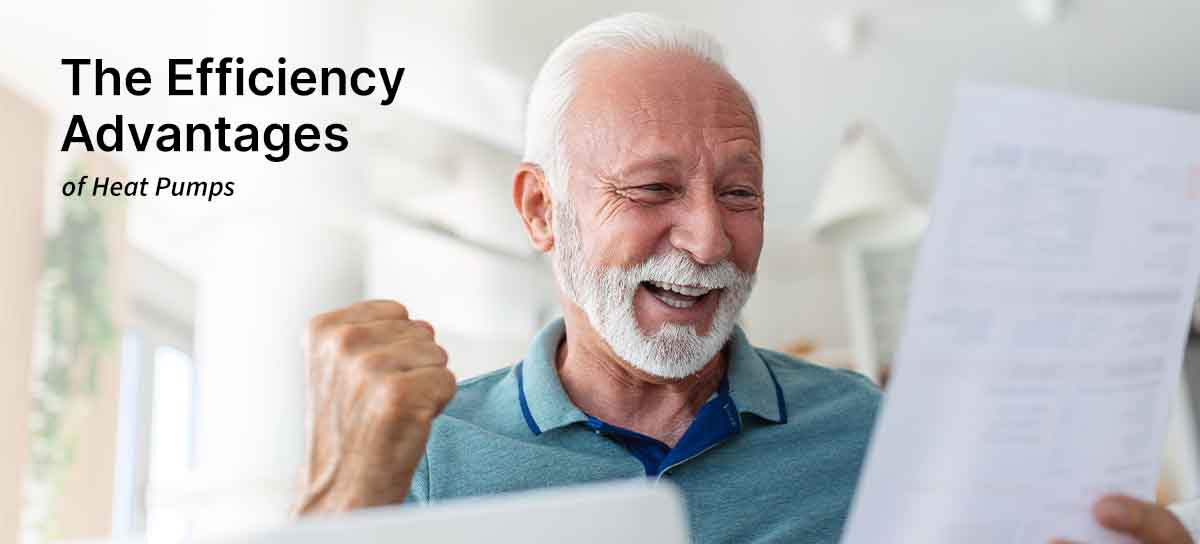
407, 319, 881, 542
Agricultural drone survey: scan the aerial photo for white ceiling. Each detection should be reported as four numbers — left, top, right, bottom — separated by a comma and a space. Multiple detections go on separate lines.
361, 0, 1200, 266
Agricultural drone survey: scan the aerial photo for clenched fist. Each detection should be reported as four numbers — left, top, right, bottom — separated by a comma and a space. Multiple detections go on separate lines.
294, 300, 457, 515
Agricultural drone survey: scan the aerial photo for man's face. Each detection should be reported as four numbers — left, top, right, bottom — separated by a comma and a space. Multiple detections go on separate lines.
551, 50, 764, 378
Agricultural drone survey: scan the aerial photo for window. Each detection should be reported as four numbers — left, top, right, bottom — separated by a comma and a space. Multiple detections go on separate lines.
111, 250, 197, 540
113, 326, 197, 541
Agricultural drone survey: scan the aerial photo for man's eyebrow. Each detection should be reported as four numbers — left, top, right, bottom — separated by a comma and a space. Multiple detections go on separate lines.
618, 155, 682, 176
733, 151, 763, 167
715, 151, 763, 177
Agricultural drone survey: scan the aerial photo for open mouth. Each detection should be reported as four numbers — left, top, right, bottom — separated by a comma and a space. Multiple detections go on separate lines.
640, 280, 718, 310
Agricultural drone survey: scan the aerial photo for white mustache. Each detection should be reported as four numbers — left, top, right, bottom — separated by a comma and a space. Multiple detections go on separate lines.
622, 250, 746, 290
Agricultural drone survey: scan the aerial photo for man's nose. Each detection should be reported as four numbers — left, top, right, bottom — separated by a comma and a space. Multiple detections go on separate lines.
669, 194, 732, 266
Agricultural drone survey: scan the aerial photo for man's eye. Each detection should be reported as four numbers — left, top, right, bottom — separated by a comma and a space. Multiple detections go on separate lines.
639, 183, 670, 193
723, 189, 758, 198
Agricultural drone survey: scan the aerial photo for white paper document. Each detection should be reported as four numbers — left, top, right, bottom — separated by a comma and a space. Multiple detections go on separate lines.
842, 84, 1200, 543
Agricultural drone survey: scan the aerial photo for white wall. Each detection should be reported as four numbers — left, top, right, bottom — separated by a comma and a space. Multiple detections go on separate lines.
365, 216, 556, 378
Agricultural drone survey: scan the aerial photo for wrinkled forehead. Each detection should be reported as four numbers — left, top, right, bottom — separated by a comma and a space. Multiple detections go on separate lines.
562, 49, 761, 166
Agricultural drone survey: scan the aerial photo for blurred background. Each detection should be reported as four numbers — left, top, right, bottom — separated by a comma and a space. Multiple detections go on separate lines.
2, 1, 1200, 542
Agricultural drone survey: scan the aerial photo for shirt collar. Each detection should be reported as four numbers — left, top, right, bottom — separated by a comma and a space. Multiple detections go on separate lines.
724, 324, 788, 424
517, 319, 587, 435
516, 318, 788, 436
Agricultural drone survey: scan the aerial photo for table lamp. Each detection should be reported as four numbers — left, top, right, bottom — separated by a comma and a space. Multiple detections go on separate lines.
808, 123, 928, 383
808, 123, 927, 248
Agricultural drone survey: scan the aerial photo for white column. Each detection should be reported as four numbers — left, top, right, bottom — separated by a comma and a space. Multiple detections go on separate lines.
162, 0, 368, 536
185, 217, 361, 535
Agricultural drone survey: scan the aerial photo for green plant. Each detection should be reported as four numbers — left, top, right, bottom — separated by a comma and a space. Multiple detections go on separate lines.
26, 171, 120, 540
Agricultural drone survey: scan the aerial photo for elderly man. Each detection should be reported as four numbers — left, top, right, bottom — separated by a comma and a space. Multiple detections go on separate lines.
294, 13, 1194, 543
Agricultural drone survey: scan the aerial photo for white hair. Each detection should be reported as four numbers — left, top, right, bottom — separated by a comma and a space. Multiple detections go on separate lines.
522, 12, 728, 200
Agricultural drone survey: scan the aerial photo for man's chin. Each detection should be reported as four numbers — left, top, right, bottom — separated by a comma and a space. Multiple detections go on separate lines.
606, 321, 728, 380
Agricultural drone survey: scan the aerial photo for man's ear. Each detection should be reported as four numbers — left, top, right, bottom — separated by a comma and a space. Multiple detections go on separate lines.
512, 162, 556, 253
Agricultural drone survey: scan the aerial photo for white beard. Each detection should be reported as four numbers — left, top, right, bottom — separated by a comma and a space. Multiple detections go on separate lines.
550, 202, 756, 379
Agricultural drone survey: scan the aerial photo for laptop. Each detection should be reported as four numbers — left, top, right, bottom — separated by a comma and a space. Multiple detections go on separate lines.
198, 480, 689, 544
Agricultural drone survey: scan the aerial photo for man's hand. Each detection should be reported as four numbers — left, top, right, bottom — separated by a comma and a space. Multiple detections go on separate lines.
293, 300, 457, 515
1051, 494, 1195, 544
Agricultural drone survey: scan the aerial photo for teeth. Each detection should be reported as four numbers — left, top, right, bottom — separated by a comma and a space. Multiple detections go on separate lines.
649, 281, 713, 297
657, 295, 695, 309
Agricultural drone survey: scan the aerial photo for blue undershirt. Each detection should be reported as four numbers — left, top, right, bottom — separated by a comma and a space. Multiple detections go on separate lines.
582, 374, 741, 477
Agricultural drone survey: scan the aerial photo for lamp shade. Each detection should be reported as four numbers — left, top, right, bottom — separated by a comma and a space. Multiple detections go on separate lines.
808, 123, 928, 247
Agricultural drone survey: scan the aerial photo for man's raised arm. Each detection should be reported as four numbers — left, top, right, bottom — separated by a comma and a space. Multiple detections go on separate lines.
292, 300, 457, 515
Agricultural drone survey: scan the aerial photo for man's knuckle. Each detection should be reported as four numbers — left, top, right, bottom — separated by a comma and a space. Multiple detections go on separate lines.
366, 299, 408, 318
304, 316, 333, 349
392, 302, 409, 316
407, 322, 434, 339
430, 344, 449, 365
308, 310, 336, 329
434, 369, 458, 400
375, 378, 413, 407
323, 327, 346, 352
405, 342, 444, 367
361, 369, 453, 429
